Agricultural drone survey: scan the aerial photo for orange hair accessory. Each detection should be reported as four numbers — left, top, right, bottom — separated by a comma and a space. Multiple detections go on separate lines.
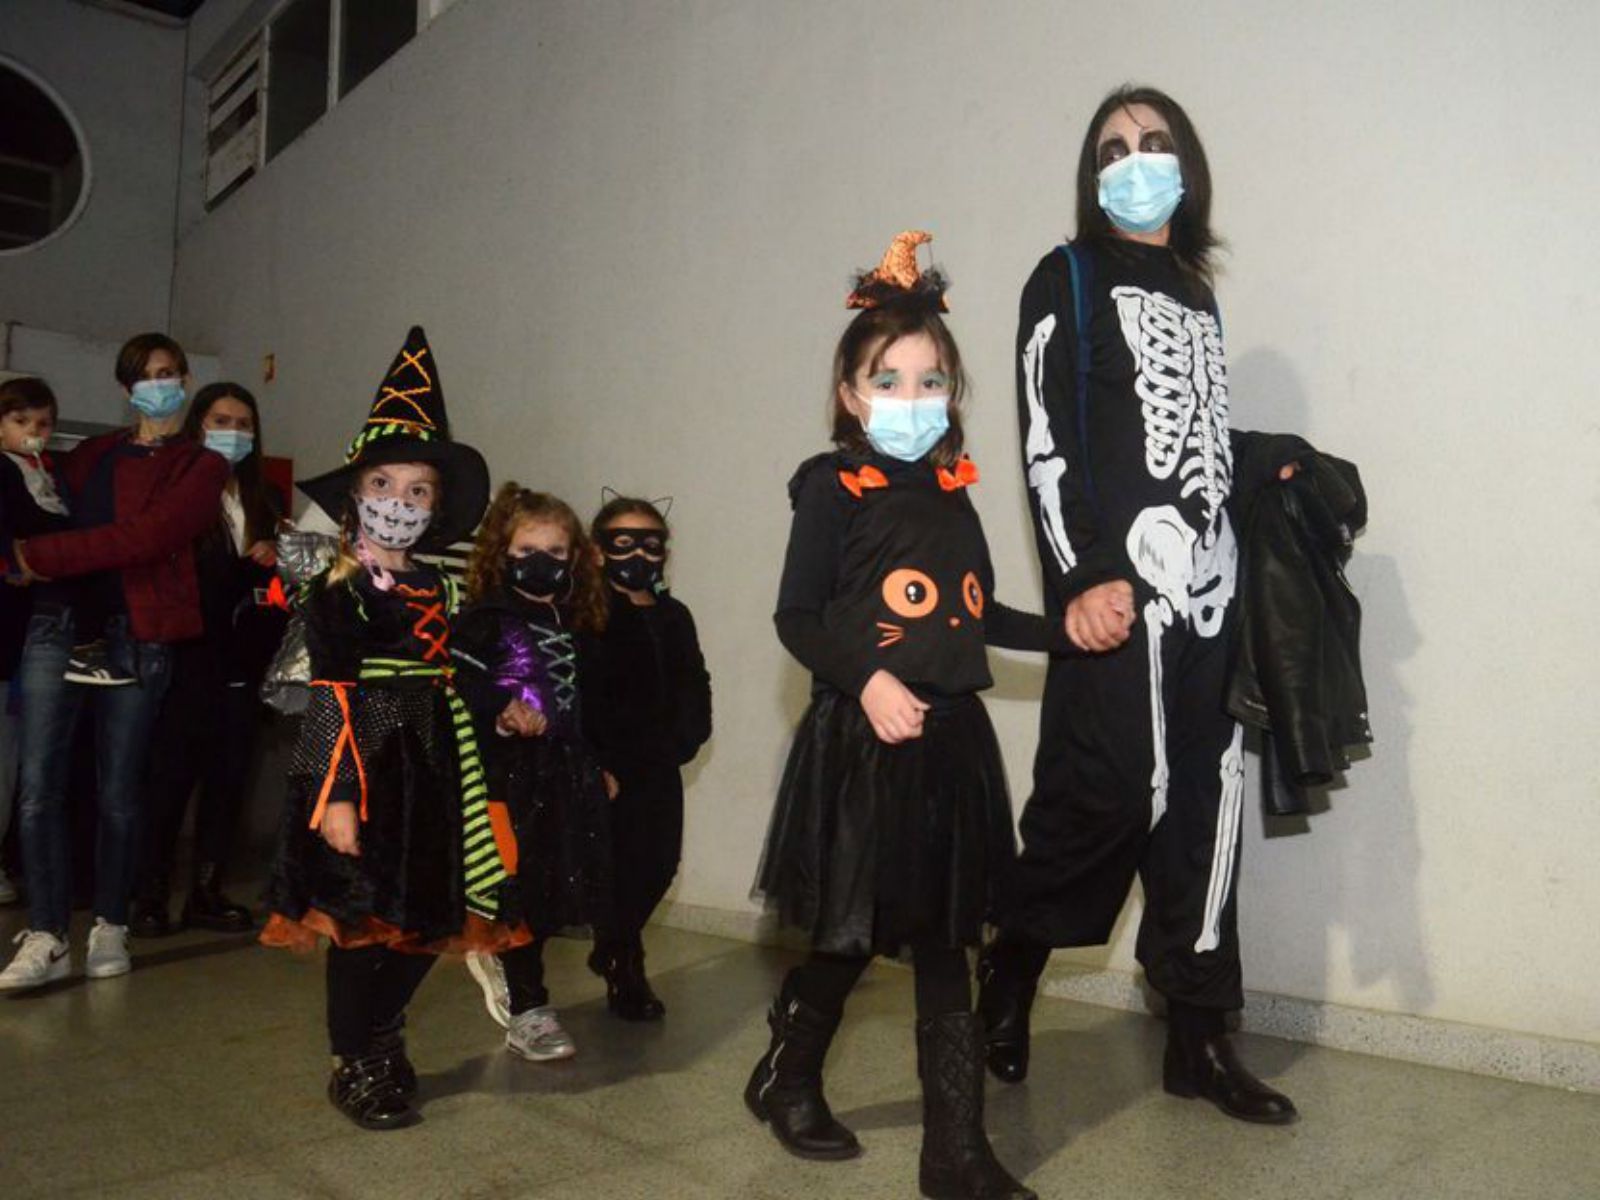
846, 230, 950, 312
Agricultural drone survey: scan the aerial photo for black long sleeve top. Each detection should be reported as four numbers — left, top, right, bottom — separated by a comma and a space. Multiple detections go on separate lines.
774, 449, 1065, 702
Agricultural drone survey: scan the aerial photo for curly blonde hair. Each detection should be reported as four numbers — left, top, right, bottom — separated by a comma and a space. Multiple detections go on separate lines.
466, 483, 607, 632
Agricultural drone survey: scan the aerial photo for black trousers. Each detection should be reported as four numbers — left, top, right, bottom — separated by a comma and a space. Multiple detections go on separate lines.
1001, 611, 1246, 1011
140, 643, 261, 890
325, 945, 436, 1057
599, 763, 683, 943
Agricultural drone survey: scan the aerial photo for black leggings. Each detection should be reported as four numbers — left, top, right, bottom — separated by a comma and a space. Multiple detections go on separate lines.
787, 941, 971, 1020
325, 945, 437, 1058
499, 937, 548, 1015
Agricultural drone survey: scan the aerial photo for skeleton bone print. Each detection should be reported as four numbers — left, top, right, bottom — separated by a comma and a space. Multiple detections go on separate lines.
1111, 285, 1232, 526
1021, 313, 1077, 575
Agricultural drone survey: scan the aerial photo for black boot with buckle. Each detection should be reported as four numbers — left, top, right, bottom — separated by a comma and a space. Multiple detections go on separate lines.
181, 862, 254, 933
1163, 1001, 1298, 1125
329, 1051, 418, 1131
744, 982, 861, 1160
369, 1014, 417, 1102
591, 937, 666, 1021
975, 942, 1039, 1084
917, 1012, 1037, 1200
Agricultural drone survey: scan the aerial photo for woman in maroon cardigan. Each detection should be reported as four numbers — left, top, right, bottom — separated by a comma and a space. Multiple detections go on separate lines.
0, 333, 228, 992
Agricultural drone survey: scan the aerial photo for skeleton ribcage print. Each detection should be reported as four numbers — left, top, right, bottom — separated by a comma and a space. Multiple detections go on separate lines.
1111, 286, 1233, 526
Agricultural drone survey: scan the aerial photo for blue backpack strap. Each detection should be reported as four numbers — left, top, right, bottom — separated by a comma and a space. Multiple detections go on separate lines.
1055, 242, 1099, 513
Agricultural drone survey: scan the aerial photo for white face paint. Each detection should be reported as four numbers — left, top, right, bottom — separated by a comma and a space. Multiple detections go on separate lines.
357, 494, 432, 549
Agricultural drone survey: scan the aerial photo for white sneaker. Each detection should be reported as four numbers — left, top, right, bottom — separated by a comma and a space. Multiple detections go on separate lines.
0, 930, 71, 991
465, 951, 511, 1029
85, 918, 131, 979
506, 1006, 576, 1062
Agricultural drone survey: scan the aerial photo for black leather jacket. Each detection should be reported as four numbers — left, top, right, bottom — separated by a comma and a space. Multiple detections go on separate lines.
1227, 436, 1371, 815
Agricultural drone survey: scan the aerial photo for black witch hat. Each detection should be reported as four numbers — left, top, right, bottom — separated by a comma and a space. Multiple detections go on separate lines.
297, 326, 490, 550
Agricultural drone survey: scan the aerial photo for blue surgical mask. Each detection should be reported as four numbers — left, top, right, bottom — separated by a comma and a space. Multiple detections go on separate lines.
861, 394, 951, 463
204, 428, 255, 465
1097, 152, 1185, 235
129, 378, 186, 418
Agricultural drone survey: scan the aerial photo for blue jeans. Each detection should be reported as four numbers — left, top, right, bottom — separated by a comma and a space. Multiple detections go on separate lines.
16, 609, 172, 933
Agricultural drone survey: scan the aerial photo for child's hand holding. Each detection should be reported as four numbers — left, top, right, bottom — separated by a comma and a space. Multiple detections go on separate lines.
321, 802, 361, 856
860, 669, 929, 744
496, 698, 546, 738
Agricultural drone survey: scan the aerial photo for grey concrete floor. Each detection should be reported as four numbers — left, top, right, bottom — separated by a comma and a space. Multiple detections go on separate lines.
2, 912, 1597, 1200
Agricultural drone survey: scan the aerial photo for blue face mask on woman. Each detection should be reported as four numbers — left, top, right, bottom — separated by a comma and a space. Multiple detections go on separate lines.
1097, 152, 1185, 235
203, 428, 254, 465
129, 378, 186, 418
861, 394, 951, 463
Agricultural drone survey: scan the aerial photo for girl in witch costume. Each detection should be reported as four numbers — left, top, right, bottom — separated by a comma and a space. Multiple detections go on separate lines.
452, 486, 615, 1062
579, 493, 712, 1021
747, 233, 1062, 1200
261, 326, 516, 1132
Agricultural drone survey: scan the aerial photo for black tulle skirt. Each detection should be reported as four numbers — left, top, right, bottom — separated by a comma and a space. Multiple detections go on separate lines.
493, 734, 614, 936
264, 686, 518, 952
753, 690, 1017, 957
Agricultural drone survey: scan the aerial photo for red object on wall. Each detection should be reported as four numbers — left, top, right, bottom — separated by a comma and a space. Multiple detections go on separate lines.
262, 454, 294, 517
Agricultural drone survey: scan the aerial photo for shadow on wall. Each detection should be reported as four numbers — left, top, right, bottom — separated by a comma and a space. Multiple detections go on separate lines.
1231, 347, 1434, 1019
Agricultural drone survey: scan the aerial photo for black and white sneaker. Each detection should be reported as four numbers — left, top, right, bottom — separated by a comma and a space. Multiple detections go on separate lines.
64, 642, 135, 687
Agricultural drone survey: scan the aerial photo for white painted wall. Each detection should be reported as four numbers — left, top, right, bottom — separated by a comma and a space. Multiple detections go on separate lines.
171, 0, 1600, 1046
0, 0, 186, 343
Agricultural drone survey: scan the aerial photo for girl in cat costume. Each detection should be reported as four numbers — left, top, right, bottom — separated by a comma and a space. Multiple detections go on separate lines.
261, 326, 517, 1131
747, 233, 1062, 1200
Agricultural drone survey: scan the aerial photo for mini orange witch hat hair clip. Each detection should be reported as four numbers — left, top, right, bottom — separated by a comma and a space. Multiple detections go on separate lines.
845, 230, 951, 312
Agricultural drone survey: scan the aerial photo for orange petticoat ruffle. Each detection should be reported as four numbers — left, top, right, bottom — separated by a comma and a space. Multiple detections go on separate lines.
260, 909, 532, 956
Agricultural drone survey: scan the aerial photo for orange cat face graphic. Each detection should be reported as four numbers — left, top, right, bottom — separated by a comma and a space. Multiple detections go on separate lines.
876, 565, 985, 649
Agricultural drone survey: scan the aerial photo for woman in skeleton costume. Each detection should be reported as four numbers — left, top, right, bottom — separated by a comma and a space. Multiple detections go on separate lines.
977, 86, 1301, 1124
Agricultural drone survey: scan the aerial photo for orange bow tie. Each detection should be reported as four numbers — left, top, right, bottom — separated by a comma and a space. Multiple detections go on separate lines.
937, 457, 980, 492
838, 465, 889, 499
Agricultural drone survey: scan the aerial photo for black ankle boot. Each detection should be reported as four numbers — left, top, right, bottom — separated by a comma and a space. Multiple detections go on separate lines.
370, 1015, 417, 1102
328, 1053, 418, 1130
976, 945, 1037, 1085
744, 984, 861, 1160
917, 1012, 1036, 1200
1163, 1004, 1297, 1125
181, 863, 253, 933
597, 941, 665, 1021
129, 878, 172, 939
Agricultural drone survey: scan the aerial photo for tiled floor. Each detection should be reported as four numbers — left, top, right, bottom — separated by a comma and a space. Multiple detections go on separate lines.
3, 913, 1597, 1199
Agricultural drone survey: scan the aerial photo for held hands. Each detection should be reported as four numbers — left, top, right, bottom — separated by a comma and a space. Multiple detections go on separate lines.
1066, 580, 1136, 653
496, 699, 547, 738
860, 669, 930, 744
602, 770, 620, 801
321, 802, 361, 857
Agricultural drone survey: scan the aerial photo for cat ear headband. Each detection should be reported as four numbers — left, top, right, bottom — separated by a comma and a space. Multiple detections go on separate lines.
600, 486, 673, 519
